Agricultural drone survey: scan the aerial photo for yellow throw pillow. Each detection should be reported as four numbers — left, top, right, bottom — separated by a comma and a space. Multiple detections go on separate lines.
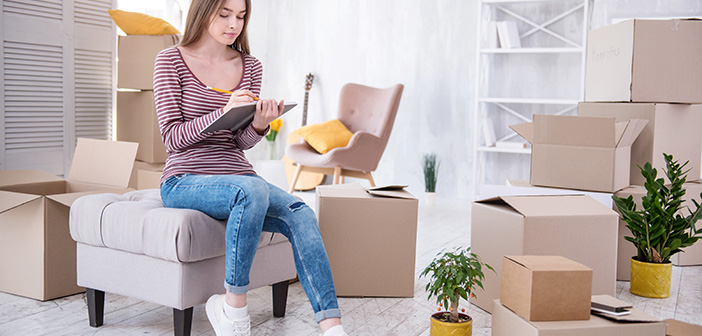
296, 119, 354, 154
108, 9, 181, 35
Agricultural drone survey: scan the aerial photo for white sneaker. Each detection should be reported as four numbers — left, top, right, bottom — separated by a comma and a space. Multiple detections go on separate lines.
320, 325, 349, 336
205, 294, 251, 336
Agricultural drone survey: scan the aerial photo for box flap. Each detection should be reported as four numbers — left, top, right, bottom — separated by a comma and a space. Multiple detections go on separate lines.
615, 119, 648, 147
0, 190, 41, 213
533, 115, 616, 147
67, 138, 139, 188
497, 195, 615, 217
665, 318, 702, 336
509, 122, 533, 144
505, 255, 592, 272
0, 169, 63, 187
47, 188, 132, 207
317, 183, 369, 198
365, 185, 416, 199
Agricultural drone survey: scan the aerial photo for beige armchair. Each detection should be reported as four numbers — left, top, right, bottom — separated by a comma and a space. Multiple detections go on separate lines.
286, 83, 404, 193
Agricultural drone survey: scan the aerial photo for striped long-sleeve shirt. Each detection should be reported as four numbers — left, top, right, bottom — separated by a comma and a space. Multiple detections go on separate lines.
153, 46, 265, 183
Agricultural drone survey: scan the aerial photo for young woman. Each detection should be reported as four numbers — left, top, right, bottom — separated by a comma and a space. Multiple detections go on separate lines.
153, 1, 347, 335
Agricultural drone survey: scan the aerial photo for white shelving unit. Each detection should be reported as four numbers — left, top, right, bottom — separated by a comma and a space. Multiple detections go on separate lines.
472, 0, 591, 197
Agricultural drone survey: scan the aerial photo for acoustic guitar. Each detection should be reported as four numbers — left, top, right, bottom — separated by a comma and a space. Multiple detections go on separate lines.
282, 73, 325, 190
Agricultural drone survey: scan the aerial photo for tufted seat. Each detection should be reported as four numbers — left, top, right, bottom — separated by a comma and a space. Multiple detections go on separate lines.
69, 189, 296, 336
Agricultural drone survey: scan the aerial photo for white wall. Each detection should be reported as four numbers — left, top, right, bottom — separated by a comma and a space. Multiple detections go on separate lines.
245, 0, 702, 201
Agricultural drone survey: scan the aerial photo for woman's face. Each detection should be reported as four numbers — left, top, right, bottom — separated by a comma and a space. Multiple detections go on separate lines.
207, 0, 247, 46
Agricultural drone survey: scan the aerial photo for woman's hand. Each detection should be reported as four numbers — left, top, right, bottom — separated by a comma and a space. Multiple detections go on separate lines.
251, 99, 285, 135
223, 89, 257, 112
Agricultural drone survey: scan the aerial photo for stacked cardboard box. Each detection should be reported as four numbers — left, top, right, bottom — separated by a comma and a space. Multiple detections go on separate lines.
492, 255, 666, 335
0, 139, 137, 300
474, 19, 702, 322
581, 18, 702, 274
492, 297, 666, 336
470, 195, 618, 313
117, 34, 178, 188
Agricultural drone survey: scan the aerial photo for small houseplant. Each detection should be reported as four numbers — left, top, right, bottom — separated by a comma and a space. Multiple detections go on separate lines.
420, 246, 494, 336
422, 153, 439, 205
613, 154, 702, 298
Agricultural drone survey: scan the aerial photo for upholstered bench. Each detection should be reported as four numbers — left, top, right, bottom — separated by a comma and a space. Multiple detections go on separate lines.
69, 189, 297, 336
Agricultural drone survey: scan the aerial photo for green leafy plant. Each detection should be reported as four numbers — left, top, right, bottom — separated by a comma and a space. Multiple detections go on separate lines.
422, 153, 439, 193
613, 154, 702, 263
420, 246, 494, 323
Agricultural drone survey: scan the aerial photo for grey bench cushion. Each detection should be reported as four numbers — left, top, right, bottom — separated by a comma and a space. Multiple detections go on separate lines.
69, 189, 287, 263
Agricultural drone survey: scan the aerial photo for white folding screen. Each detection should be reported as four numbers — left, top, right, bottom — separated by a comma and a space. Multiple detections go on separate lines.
0, 0, 116, 176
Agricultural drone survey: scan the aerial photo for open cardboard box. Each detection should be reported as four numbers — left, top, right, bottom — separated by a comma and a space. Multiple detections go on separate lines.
578, 102, 702, 185
0, 139, 138, 300
470, 195, 618, 313
492, 297, 666, 336
315, 183, 418, 297
585, 19, 702, 104
501, 255, 593, 321
511, 114, 647, 192
477, 179, 613, 208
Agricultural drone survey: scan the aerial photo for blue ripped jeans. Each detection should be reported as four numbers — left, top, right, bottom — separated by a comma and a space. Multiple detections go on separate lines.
160, 173, 340, 323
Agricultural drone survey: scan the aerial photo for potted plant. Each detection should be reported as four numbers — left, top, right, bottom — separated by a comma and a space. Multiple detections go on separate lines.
420, 246, 494, 336
613, 154, 702, 298
422, 153, 439, 205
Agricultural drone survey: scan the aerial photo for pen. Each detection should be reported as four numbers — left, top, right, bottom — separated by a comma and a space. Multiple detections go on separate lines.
207, 86, 259, 100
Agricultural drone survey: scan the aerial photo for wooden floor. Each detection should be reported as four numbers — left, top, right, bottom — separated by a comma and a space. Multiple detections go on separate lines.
1, 193, 701, 336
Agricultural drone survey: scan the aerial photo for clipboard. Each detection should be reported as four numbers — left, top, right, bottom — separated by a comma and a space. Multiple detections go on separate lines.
200, 101, 297, 134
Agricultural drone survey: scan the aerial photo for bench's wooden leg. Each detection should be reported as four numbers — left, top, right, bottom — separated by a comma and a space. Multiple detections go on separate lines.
173, 307, 193, 336
87, 288, 105, 328
272, 280, 289, 317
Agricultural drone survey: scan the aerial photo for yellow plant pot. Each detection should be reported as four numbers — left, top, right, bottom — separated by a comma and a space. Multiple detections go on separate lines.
430, 312, 472, 336
630, 257, 672, 298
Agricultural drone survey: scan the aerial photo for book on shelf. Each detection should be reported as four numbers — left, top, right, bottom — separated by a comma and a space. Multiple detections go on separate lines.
497, 21, 521, 49
495, 141, 527, 149
483, 21, 499, 49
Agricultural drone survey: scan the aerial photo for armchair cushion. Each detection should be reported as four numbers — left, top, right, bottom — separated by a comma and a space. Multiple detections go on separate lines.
108, 9, 180, 35
296, 119, 353, 154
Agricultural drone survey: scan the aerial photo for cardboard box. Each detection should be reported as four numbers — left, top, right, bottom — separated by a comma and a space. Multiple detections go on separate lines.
118, 34, 179, 90
470, 195, 618, 313
117, 90, 167, 163
479, 180, 613, 208
128, 160, 165, 190
614, 182, 702, 279
585, 19, 702, 103
500, 255, 593, 321
665, 319, 702, 336
315, 184, 418, 297
492, 299, 666, 336
511, 114, 647, 192
578, 103, 702, 184
0, 139, 138, 300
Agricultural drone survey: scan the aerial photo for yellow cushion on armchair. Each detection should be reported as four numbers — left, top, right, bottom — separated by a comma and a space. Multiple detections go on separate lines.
296, 119, 354, 154
108, 9, 180, 35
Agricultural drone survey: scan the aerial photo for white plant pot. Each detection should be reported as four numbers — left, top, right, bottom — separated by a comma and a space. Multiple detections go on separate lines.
424, 192, 437, 205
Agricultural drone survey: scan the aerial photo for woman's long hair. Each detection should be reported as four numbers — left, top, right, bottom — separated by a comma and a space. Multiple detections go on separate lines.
179, 0, 251, 54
